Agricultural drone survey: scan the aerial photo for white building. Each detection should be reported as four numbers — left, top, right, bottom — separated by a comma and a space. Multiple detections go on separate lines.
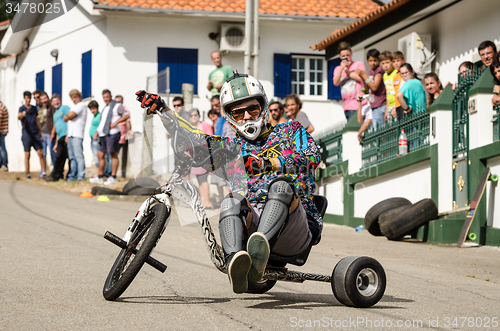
0, 0, 382, 172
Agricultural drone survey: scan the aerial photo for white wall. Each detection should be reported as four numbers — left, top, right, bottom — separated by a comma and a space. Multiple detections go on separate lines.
487, 156, 500, 229
353, 161, 432, 218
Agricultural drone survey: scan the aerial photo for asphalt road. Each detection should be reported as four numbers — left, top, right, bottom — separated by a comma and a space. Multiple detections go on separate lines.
1, 178, 499, 330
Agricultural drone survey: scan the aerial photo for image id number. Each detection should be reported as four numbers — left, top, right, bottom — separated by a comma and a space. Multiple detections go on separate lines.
444, 317, 498, 328
6, 2, 62, 14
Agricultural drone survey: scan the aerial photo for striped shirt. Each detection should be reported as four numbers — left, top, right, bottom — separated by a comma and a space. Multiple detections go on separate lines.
0, 102, 8, 134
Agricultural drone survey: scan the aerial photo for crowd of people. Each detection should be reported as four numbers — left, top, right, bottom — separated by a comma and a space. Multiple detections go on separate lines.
334, 39, 500, 143
12, 88, 131, 183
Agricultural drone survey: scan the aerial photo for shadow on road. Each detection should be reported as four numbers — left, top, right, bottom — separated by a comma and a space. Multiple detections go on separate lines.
116, 292, 409, 310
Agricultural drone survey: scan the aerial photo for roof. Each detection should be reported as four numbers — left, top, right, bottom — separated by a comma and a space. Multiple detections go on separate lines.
311, 0, 410, 51
96, 0, 382, 19
0, 20, 10, 27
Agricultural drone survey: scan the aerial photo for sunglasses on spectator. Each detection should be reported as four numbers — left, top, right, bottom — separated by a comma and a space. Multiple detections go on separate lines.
229, 104, 261, 121
269, 108, 280, 112
173, 104, 183, 108
190, 114, 199, 117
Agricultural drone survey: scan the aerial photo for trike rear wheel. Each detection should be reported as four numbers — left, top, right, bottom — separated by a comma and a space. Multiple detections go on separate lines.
103, 204, 168, 301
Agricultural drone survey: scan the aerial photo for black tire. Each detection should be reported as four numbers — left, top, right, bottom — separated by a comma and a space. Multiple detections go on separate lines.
364, 198, 412, 236
332, 256, 386, 308
103, 204, 169, 301
379, 199, 438, 240
378, 205, 413, 241
246, 279, 277, 294
127, 186, 157, 196
91, 186, 124, 196
123, 178, 161, 195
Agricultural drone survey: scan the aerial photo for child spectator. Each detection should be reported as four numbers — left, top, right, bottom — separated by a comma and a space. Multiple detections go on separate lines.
392, 51, 406, 120
424, 73, 443, 108
490, 56, 500, 106
208, 108, 218, 134
356, 48, 386, 129
46, 94, 70, 181
189, 108, 214, 210
18, 91, 47, 179
396, 63, 427, 114
356, 96, 373, 143
333, 41, 366, 120
0, 99, 8, 171
88, 101, 112, 183
379, 51, 397, 121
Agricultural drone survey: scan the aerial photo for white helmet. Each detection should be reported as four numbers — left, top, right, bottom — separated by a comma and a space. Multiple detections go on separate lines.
219, 72, 269, 141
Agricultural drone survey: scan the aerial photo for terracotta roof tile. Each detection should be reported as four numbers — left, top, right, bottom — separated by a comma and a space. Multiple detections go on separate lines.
97, 0, 381, 18
311, 0, 411, 51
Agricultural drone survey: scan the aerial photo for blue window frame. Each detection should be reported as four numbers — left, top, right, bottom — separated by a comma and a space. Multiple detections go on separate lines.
274, 53, 341, 100
36, 71, 44, 92
52, 64, 62, 96
158, 47, 198, 95
82, 50, 92, 99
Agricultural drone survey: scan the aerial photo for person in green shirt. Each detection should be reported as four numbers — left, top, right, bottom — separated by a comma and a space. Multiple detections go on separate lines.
88, 101, 111, 181
207, 51, 233, 96
397, 63, 426, 114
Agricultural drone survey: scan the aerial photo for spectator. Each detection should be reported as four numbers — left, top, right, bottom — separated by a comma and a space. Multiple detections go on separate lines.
33, 89, 42, 107
208, 108, 218, 133
268, 101, 287, 127
333, 41, 366, 120
285, 94, 314, 133
356, 95, 373, 143
459, 61, 475, 77
64, 89, 87, 181
209, 95, 229, 201
94, 89, 130, 185
424, 72, 443, 108
0, 99, 8, 171
46, 94, 70, 181
188, 108, 215, 209
490, 56, 500, 106
115, 95, 132, 177
392, 51, 406, 120
88, 101, 110, 181
207, 51, 233, 97
356, 48, 386, 129
18, 91, 46, 179
172, 96, 190, 122
396, 63, 427, 114
478, 40, 497, 69
379, 51, 398, 120
38, 92, 56, 176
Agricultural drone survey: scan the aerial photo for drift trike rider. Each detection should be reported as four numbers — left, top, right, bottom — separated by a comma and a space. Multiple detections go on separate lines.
136, 72, 322, 294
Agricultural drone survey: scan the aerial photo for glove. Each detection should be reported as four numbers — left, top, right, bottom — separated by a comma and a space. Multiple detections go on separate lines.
135, 90, 165, 115
243, 154, 273, 176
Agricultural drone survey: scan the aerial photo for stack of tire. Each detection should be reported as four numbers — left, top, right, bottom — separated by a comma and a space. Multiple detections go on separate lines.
364, 198, 438, 241
91, 177, 161, 196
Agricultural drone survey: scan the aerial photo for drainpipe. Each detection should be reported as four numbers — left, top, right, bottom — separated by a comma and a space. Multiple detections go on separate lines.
244, 0, 253, 75
252, 0, 259, 78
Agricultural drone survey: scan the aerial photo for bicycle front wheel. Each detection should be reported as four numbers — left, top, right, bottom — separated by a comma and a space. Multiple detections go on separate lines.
103, 203, 169, 301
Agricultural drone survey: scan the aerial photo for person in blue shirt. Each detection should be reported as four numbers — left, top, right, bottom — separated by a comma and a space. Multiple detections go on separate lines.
46, 94, 71, 181
17, 91, 47, 179
396, 63, 427, 114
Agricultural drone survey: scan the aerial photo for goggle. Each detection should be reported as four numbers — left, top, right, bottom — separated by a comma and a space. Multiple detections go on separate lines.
228, 104, 261, 122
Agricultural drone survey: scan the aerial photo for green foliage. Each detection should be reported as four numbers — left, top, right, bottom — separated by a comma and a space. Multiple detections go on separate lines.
0, 0, 17, 22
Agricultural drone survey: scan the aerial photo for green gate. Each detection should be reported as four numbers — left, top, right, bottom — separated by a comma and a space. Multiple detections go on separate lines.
452, 68, 481, 209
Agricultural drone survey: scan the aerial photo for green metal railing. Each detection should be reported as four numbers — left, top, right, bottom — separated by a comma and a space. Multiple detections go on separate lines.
452, 67, 481, 157
493, 105, 500, 142
314, 127, 343, 166
361, 108, 430, 169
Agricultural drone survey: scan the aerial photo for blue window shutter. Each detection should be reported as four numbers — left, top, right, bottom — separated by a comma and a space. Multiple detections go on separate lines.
328, 58, 341, 100
82, 50, 92, 99
52, 64, 62, 96
274, 53, 291, 98
158, 48, 198, 95
36, 71, 45, 92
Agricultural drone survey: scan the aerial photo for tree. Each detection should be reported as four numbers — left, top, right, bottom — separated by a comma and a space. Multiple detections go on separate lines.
0, 0, 17, 22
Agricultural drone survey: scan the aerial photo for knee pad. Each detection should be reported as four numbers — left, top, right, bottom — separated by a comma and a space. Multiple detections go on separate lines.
219, 193, 250, 255
258, 178, 296, 243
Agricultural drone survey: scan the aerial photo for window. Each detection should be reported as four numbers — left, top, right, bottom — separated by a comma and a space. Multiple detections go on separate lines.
36, 70, 44, 92
158, 47, 198, 95
274, 53, 340, 100
52, 63, 62, 96
82, 50, 92, 99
